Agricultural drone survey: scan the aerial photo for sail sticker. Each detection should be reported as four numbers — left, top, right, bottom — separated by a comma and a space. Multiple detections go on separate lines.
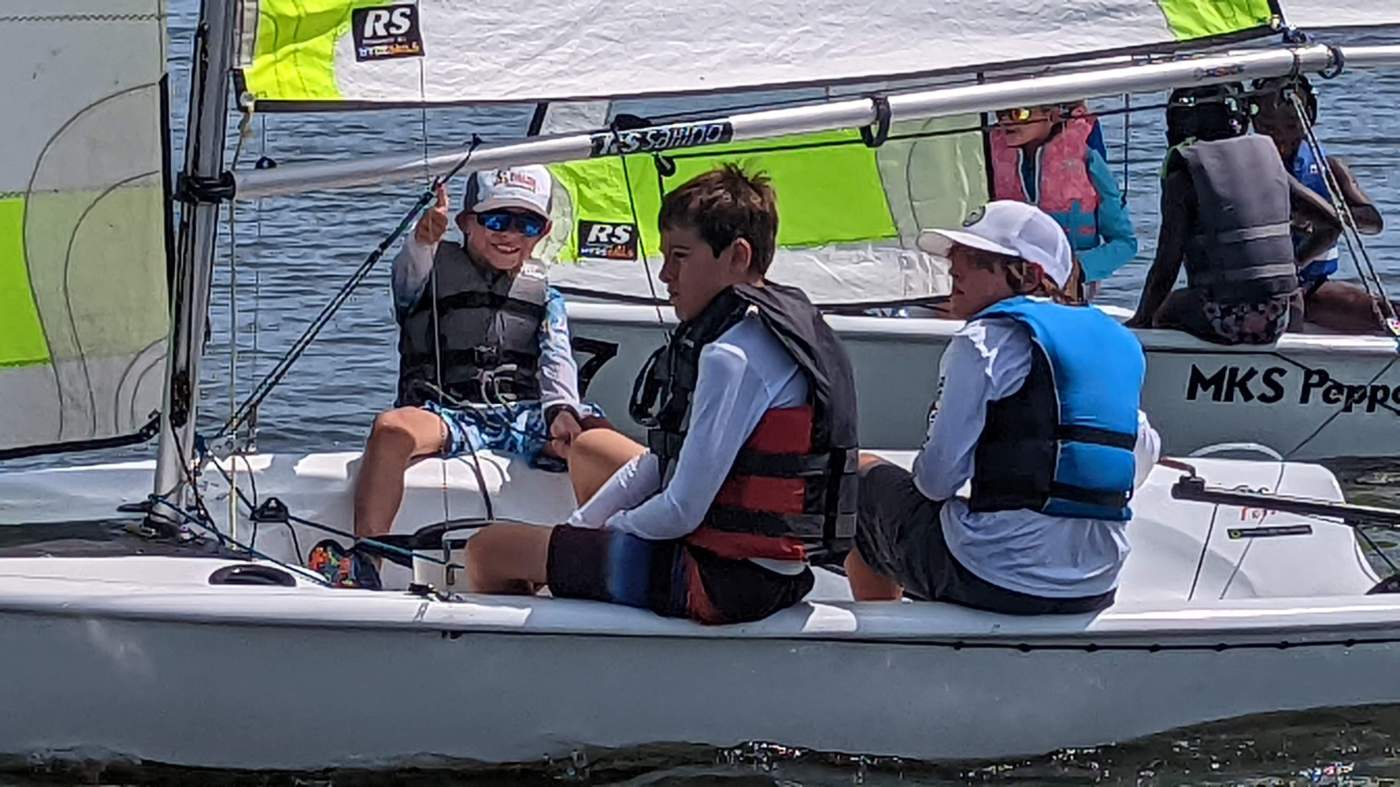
578, 221, 639, 260
1227, 525, 1313, 539
589, 121, 734, 157
351, 5, 425, 62
1183, 363, 1400, 414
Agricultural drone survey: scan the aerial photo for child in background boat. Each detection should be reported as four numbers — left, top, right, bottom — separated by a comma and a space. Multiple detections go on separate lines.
309, 166, 605, 589
1127, 83, 1340, 344
989, 101, 1137, 300
846, 201, 1160, 614
1251, 75, 1391, 334
463, 165, 860, 624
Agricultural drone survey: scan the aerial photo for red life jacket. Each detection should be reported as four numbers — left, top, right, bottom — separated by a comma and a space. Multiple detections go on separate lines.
989, 114, 1101, 242
687, 405, 815, 561
629, 283, 859, 566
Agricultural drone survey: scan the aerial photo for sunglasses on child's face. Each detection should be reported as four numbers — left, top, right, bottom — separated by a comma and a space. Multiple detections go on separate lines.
475, 210, 547, 238
996, 107, 1042, 123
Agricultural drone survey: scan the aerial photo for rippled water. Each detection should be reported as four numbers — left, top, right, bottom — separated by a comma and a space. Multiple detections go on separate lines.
10, 3, 1400, 784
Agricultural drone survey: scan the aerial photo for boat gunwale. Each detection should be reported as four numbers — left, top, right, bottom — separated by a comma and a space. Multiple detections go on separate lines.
3, 558, 1400, 648
567, 302, 1400, 356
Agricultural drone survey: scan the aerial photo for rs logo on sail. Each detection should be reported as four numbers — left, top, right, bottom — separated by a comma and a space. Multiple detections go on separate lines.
351, 4, 424, 62
362, 7, 413, 37
1185, 363, 1400, 413
578, 221, 639, 260
589, 122, 734, 157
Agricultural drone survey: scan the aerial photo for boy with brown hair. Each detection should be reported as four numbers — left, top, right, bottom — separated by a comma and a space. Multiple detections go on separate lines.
463, 164, 859, 624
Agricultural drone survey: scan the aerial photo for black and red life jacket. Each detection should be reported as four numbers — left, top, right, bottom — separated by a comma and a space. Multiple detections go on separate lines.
629, 282, 859, 564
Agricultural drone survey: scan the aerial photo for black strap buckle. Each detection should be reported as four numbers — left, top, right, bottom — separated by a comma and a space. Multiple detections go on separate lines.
629, 344, 669, 428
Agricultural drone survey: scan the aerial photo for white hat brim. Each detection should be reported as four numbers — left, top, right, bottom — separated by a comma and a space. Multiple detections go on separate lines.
916, 228, 1021, 259
471, 196, 549, 217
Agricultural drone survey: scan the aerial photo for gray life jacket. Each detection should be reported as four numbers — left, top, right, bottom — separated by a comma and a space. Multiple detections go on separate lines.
396, 241, 548, 407
1179, 135, 1299, 300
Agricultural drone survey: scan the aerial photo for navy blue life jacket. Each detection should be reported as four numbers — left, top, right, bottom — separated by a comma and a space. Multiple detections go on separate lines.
968, 297, 1145, 521
1289, 141, 1341, 282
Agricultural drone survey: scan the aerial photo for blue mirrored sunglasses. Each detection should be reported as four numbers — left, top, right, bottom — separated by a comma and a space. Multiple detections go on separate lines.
476, 210, 547, 238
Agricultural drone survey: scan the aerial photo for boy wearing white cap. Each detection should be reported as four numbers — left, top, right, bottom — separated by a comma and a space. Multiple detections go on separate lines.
846, 200, 1160, 614
310, 166, 603, 588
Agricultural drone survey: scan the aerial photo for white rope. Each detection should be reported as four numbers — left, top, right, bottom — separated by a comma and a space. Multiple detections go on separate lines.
416, 52, 452, 526
224, 100, 255, 539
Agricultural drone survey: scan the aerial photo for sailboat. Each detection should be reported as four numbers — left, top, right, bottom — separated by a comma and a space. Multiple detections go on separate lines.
3, 0, 1400, 772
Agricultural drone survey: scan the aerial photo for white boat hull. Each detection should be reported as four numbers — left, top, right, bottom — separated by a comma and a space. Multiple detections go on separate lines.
4, 559, 1400, 770
0, 448, 1393, 769
566, 302, 1400, 461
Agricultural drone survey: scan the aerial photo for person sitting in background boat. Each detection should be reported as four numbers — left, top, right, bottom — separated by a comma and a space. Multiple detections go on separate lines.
1251, 75, 1390, 334
309, 166, 605, 589
989, 101, 1137, 300
1127, 83, 1341, 344
846, 200, 1159, 614
463, 165, 860, 624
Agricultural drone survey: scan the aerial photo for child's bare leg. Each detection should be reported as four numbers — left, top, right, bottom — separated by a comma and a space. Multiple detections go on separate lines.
465, 523, 554, 594
566, 429, 646, 505
354, 407, 447, 540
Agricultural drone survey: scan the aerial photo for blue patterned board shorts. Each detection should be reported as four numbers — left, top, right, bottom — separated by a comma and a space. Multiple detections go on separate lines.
422, 400, 604, 468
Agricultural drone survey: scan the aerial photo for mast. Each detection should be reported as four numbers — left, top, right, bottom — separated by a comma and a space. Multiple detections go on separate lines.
150, 0, 237, 522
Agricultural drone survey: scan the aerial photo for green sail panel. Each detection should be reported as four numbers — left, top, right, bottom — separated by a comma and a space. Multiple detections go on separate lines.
0, 198, 49, 369
541, 118, 987, 305
1159, 0, 1278, 40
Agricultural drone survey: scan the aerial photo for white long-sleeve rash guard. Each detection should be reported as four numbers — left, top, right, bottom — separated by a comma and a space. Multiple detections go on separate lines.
567, 313, 809, 552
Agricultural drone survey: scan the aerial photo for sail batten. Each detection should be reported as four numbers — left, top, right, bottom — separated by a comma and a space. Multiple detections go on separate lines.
234, 0, 1280, 110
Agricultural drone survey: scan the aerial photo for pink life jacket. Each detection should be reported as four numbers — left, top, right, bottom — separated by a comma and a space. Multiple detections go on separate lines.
990, 115, 1101, 244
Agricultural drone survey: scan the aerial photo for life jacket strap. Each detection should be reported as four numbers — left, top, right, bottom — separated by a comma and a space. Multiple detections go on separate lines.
1055, 424, 1136, 450
1192, 221, 1292, 247
1187, 262, 1300, 287
1047, 481, 1131, 510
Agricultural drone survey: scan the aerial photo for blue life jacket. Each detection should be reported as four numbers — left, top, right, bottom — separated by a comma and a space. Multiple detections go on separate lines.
1290, 141, 1340, 283
969, 297, 1145, 521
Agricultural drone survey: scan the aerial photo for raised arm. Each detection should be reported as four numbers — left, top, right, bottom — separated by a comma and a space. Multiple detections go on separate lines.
391, 184, 449, 321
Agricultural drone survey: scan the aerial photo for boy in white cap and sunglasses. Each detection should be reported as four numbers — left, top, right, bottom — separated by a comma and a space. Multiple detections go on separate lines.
310, 166, 604, 588
846, 200, 1159, 614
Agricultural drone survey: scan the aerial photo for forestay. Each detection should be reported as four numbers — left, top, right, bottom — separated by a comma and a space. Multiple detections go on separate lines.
233, 0, 1278, 109
0, 1, 170, 458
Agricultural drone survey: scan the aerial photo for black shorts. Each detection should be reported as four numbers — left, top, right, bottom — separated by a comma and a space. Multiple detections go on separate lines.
855, 463, 1115, 615
546, 525, 814, 625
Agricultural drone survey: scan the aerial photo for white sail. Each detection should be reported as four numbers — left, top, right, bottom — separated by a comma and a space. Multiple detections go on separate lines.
0, 1, 170, 457
1286, 2, 1400, 31
234, 0, 1279, 109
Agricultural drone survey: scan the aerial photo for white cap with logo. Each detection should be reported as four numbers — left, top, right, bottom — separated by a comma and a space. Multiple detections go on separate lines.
916, 200, 1073, 288
463, 165, 553, 217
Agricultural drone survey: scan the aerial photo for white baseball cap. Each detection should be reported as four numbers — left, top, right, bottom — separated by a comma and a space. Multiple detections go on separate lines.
916, 200, 1073, 288
463, 165, 553, 217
